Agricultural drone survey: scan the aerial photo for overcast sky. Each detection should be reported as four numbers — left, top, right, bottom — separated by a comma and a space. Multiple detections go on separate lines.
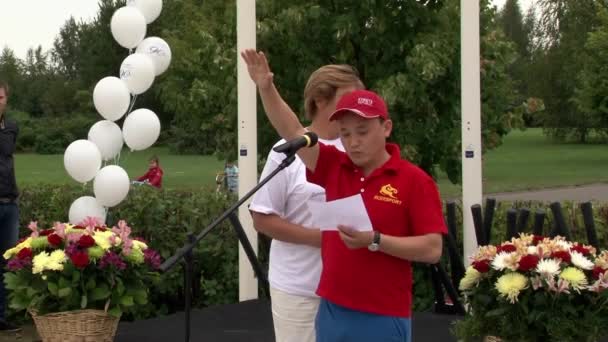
0, 0, 535, 60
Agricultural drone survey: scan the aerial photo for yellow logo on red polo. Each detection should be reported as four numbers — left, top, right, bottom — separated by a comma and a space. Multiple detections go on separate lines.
374, 184, 402, 205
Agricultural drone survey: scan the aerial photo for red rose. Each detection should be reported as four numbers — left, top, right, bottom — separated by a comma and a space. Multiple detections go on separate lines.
73, 226, 86, 230
17, 248, 32, 260
518, 254, 540, 272
551, 250, 571, 263
592, 266, 606, 279
70, 251, 90, 269
532, 235, 545, 245
571, 244, 591, 256
78, 235, 96, 248
472, 259, 490, 273
497, 244, 517, 253
47, 234, 62, 246
39, 229, 53, 236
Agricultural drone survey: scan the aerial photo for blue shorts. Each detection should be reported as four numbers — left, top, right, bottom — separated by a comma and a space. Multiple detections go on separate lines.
315, 298, 411, 342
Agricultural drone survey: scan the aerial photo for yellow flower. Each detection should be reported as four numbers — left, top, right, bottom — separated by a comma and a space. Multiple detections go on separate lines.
459, 266, 482, 291
88, 246, 105, 260
495, 272, 528, 303
93, 231, 114, 250
3, 237, 32, 260
125, 248, 145, 264
46, 250, 67, 271
32, 252, 51, 274
32, 250, 66, 274
560, 267, 587, 289
132, 240, 148, 251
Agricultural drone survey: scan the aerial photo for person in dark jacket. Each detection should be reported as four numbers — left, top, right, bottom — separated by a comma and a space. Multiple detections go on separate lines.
0, 79, 21, 332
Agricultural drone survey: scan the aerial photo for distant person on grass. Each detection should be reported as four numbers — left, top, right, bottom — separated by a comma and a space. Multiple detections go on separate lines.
134, 155, 164, 188
0, 79, 21, 332
224, 160, 239, 194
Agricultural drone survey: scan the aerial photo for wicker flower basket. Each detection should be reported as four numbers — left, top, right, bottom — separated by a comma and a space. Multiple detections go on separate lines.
30, 309, 119, 342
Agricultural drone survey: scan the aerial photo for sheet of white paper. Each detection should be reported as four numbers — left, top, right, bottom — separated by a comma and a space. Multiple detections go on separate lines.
308, 194, 373, 232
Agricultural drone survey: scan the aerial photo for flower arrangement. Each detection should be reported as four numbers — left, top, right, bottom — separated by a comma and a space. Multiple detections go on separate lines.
454, 234, 608, 341
3, 218, 161, 318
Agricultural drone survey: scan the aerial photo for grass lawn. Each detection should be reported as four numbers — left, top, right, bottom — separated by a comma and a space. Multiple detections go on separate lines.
14, 128, 608, 196
437, 128, 608, 198
15, 147, 225, 190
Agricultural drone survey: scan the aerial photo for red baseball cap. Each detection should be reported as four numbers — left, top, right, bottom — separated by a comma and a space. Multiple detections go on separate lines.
329, 89, 389, 121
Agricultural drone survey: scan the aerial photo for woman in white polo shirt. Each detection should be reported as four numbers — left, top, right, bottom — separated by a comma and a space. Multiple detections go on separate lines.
249, 64, 364, 342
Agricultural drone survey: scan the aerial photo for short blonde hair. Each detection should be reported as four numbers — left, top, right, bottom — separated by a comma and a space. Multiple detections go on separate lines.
303, 65, 364, 120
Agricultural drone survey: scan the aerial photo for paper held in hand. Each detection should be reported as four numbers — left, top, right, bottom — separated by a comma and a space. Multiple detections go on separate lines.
308, 194, 373, 232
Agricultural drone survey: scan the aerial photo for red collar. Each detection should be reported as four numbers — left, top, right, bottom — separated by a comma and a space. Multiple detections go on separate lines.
339, 143, 402, 174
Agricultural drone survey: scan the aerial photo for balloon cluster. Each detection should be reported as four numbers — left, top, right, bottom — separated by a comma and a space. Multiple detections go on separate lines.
65, 0, 171, 225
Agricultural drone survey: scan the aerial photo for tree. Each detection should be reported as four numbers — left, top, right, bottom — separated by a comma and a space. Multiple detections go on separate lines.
572, 4, 608, 139
533, 0, 602, 142
0, 47, 24, 110
252, 0, 521, 182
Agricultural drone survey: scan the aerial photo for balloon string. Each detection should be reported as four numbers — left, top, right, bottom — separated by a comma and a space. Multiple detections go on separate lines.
127, 94, 138, 116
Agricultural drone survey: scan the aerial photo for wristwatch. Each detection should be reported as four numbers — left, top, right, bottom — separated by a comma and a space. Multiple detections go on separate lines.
368, 231, 381, 252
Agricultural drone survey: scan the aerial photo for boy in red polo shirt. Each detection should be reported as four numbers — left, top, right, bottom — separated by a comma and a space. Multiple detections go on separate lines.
242, 49, 447, 341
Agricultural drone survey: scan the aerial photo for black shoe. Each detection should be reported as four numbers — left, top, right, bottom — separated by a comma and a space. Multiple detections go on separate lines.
0, 319, 21, 332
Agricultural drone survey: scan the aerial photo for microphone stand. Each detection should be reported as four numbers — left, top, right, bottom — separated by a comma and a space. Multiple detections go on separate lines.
159, 151, 297, 342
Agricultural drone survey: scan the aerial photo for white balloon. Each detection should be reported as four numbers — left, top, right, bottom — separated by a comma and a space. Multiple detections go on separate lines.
136, 37, 172, 76
120, 53, 155, 95
93, 77, 131, 121
127, 0, 163, 24
94, 165, 130, 207
69, 196, 107, 226
88, 120, 124, 161
64, 140, 102, 183
110, 6, 147, 49
122, 109, 161, 151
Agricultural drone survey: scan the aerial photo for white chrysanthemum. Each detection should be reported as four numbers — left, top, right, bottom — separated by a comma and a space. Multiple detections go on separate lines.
527, 246, 538, 255
459, 266, 482, 291
555, 239, 572, 250
570, 251, 594, 270
536, 258, 561, 276
492, 252, 515, 271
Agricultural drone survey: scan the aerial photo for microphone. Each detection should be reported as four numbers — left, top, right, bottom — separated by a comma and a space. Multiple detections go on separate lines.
273, 132, 319, 154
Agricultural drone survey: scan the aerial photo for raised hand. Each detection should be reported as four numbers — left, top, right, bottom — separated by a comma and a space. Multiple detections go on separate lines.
240, 49, 274, 90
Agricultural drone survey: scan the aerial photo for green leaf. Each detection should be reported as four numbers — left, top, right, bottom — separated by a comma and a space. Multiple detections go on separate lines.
108, 307, 122, 318
3, 273, 20, 290
485, 307, 509, 317
133, 289, 148, 305
58, 276, 69, 289
86, 278, 96, 290
57, 287, 72, 298
72, 271, 81, 283
120, 295, 134, 306
47, 282, 58, 296
90, 285, 111, 301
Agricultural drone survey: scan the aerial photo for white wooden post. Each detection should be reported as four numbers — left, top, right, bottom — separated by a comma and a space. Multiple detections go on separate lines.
236, 0, 258, 300
461, 0, 483, 264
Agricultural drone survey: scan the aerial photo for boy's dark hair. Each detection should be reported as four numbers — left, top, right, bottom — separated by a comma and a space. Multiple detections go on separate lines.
149, 155, 159, 164
0, 79, 9, 97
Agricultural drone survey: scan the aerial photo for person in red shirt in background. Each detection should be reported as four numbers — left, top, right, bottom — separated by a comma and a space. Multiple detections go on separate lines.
135, 155, 164, 188
242, 49, 447, 342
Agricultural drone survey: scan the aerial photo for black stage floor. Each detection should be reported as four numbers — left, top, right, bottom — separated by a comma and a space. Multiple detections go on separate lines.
115, 299, 461, 342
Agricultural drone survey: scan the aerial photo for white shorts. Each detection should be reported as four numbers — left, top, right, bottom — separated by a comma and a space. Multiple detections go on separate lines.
270, 286, 320, 342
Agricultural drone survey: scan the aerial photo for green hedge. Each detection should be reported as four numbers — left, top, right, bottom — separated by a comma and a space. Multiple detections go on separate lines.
10, 185, 608, 320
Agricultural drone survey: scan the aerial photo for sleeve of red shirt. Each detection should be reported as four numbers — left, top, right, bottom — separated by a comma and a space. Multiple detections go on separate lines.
148, 168, 163, 187
305, 142, 343, 189
137, 169, 152, 182
407, 170, 448, 236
